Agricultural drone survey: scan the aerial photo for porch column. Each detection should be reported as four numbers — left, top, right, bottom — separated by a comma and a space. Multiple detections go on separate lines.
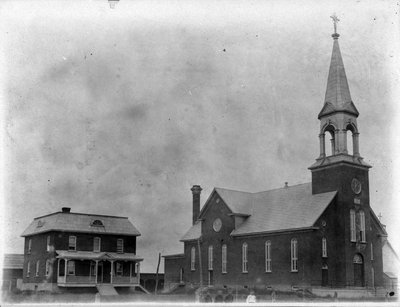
137, 262, 140, 283
95, 260, 99, 284
130, 262, 132, 283
110, 260, 114, 284
64, 259, 68, 283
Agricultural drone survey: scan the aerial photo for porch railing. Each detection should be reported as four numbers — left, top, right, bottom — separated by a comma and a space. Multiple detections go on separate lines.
57, 275, 139, 285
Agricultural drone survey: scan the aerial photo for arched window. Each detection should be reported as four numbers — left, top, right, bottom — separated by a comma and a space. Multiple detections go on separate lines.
221, 244, 227, 273
190, 247, 196, 271
346, 130, 353, 155
208, 245, 213, 271
359, 210, 366, 242
27, 261, 31, 277
291, 239, 298, 272
322, 124, 336, 156
322, 237, 327, 258
242, 243, 248, 273
28, 239, 32, 254
265, 241, 272, 272
350, 210, 356, 242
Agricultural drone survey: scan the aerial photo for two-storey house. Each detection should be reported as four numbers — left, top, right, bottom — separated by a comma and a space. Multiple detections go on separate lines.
21, 207, 144, 293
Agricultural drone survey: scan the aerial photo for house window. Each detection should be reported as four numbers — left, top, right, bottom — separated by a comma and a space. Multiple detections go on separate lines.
45, 259, 50, 276
47, 235, 51, 252
191, 247, 196, 271
36, 260, 40, 276
265, 241, 271, 272
221, 244, 227, 274
242, 243, 248, 273
67, 261, 75, 275
27, 261, 31, 277
28, 239, 32, 254
359, 210, 366, 242
117, 239, 124, 253
350, 210, 356, 242
322, 238, 327, 258
90, 261, 96, 276
68, 236, 76, 251
291, 238, 298, 272
116, 263, 123, 276
371, 243, 374, 261
208, 245, 213, 271
93, 237, 101, 252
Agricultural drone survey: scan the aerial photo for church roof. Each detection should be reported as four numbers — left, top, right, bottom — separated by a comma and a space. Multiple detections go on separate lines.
318, 34, 359, 119
21, 210, 141, 237
181, 183, 337, 239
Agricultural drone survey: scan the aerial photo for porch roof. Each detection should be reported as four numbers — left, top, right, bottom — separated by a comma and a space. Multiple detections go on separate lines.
56, 250, 143, 261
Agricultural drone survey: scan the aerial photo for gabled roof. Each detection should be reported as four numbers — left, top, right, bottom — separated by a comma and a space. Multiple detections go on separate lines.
2, 253, 24, 269
21, 211, 141, 237
230, 183, 337, 236
319, 35, 359, 119
181, 183, 337, 238
180, 220, 202, 242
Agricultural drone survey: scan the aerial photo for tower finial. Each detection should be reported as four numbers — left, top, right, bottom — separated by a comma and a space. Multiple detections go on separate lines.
330, 13, 340, 38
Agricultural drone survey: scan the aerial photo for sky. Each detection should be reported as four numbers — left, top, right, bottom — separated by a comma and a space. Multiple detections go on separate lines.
1, 0, 399, 272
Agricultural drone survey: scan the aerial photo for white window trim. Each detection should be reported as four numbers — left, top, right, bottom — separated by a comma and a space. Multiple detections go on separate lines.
116, 262, 123, 276
117, 239, 124, 253
208, 245, 213, 271
242, 243, 248, 273
94, 237, 101, 252
221, 244, 227, 274
265, 241, 272, 272
350, 210, 356, 242
27, 261, 31, 277
69, 235, 77, 251
191, 247, 196, 271
67, 260, 75, 275
371, 243, 374, 261
36, 260, 40, 276
359, 211, 366, 242
28, 239, 32, 254
322, 238, 327, 258
291, 238, 298, 272
45, 259, 50, 276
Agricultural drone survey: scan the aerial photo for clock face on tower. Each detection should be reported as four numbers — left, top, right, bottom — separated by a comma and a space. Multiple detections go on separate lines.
213, 218, 222, 232
351, 178, 362, 194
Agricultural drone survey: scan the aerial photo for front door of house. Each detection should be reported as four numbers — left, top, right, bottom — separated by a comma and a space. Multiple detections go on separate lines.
98, 262, 103, 283
322, 266, 328, 286
103, 261, 111, 283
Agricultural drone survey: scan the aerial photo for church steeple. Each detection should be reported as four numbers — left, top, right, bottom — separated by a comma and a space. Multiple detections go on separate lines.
309, 15, 370, 171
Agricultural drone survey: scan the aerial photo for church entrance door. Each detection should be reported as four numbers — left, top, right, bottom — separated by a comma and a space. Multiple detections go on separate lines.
322, 264, 328, 286
208, 271, 214, 286
353, 254, 364, 287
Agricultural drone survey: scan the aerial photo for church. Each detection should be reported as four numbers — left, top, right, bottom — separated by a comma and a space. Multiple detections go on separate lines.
163, 23, 389, 292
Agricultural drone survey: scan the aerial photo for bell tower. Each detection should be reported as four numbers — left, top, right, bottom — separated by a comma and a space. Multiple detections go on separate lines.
309, 15, 371, 196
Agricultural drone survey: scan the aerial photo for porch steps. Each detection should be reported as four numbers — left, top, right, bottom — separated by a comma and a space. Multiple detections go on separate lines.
135, 285, 150, 294
96, 284, 118, 296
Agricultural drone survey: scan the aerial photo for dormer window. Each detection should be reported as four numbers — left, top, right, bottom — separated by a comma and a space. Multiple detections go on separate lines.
91, 220, 104, 227
37, 220, 45, 228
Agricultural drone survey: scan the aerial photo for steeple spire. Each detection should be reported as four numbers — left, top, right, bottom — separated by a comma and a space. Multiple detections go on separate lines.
318, 15, 359, 119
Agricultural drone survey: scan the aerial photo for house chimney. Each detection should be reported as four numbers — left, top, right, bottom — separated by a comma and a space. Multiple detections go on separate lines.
191, 185, 202, 225
284, 182, 289, 188
62, 207, 71, 213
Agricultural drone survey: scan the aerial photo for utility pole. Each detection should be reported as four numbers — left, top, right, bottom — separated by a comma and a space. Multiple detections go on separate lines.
155, 252, 161, 295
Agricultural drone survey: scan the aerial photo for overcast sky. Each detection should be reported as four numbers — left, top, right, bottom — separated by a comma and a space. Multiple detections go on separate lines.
1, 0, 399, 272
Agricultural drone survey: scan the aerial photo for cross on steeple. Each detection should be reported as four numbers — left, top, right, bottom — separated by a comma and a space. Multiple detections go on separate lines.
330, 13, 340, 35
378, 212, 383, 221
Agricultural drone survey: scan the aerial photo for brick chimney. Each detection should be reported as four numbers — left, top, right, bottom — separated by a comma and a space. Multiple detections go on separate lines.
62, 207, 71, 213
191, 185, 202, 225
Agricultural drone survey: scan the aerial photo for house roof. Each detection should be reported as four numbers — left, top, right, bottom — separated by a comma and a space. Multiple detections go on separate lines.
182, 183, 337, 238
180, 220, 202, 242
21, 211, 141, 237
2, 253, 24, 269
319, 34, 359, 119
56, 250, 143, 261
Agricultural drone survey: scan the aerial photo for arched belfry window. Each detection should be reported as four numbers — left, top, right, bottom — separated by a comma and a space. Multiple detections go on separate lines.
345, 123, 359, 156
321, 124, 336, 157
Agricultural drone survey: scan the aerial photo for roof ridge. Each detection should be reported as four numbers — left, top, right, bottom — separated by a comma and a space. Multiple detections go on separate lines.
34, 211, 128, 220
215, 182, 311, 195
